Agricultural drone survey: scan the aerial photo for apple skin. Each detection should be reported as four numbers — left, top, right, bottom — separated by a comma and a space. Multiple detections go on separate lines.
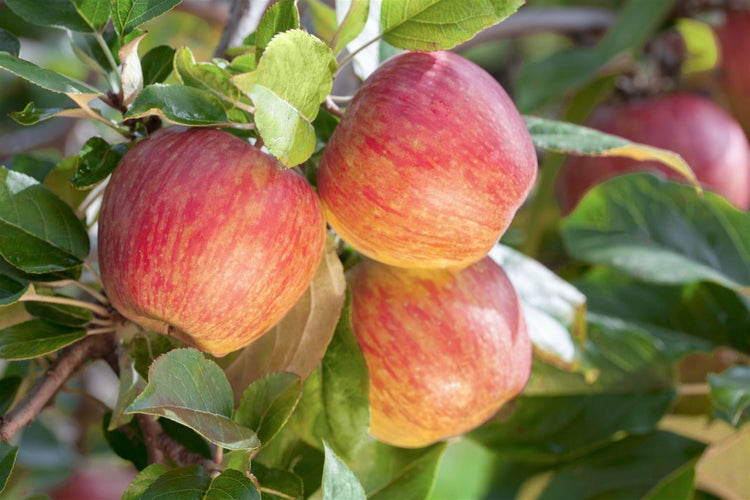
99, 127, 326, 357
715, 9, 750, 137
556, 93, 750, 213
318, 51, 537, 269
348, 256, 531, 448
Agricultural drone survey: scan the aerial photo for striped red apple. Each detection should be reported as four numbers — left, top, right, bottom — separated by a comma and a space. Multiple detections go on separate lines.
348, 256, 531, 448
99, 127, 326, 357
318, 51, 537, 269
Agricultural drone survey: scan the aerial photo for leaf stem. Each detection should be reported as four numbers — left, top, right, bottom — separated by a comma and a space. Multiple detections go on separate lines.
20, 292, 111, 318
336, 35, 382, 77
86, 326, 118, 336
44, 279, 110, 306
94, 31, 122, 92
323, 96, 344, 118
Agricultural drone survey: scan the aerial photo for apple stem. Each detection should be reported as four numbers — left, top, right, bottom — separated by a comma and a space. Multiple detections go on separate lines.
20, 292, 111, 318
254, 136, 265, 150
323, 97, 344, 118
336, 35, 383, 77
45, 279, 110, 306
0, 333, 116, 443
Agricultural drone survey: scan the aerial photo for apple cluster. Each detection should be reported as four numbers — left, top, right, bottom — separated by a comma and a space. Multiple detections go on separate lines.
98, 50, 537, 449
318, 51, 537, 447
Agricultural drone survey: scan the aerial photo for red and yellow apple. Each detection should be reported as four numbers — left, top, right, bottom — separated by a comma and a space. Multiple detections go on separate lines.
99, 127, 326, 357
715, 8, 750, 137
556, 93, 750, 213
348, 256, 531, 448
318, 51, 537, 269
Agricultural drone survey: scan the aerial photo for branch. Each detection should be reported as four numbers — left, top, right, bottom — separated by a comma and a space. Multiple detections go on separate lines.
0, 333, 117, 443
456, 7, 617, 51
136, 414, 216, 469
214, 0, 277, 59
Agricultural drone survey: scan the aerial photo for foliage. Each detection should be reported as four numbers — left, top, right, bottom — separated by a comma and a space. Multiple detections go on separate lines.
0, 0, 748, 498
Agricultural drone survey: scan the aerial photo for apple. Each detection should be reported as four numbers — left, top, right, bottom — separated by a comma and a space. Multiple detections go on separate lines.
318, 51, 537, 269
715, 8, 750, 137
99, 127, 326, 357
48, 462, 137, 500
348, 256, 531, 448
556, 93, 750, 213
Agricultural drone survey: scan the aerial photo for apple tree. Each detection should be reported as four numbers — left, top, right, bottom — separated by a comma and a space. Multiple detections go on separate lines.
0, 0, 748, 498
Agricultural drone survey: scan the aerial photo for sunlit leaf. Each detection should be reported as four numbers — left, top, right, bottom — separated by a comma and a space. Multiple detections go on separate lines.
126, 349, 260, 450
112, 0, 182, 36
525, 116, 700, 191
255, 0, 300, 61
380, 0, 523, 50
333, 0, 370, 54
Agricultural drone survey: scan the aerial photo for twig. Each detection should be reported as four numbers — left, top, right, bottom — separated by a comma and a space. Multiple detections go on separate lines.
456, 7, 617, 51
214, 0, 276, 59
135, 414, 216, 469
0, 333, 117, 443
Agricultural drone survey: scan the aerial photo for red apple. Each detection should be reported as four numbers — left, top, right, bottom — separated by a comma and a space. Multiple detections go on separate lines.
715, 9, 750, 137
318, 51, 537, 269
348, 256, 531, 448
49, 462, 137, 500
99, 127, 326, 357
556, 93, 750, 213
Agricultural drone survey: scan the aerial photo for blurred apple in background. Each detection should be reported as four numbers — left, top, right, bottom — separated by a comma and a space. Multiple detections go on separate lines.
556, 93, 750, 213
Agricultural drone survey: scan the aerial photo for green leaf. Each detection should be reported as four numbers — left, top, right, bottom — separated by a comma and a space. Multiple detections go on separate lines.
139, 465, 211, 499
561, 173, 750, 296
708, 366, 750, 427
235, 372, 302, 448
577, 268, 749, 354
23, 293, 93, 326
0, 52, 99, 94
332, 0, 370, 55
126, 348, 260, 450
525, 116, 700, 190
489, 244, 586, 369
0, 167, 90, 274
0, 443, 18, 494
0, 376, 22, 414
323, 442, 366, 500
121, 463, 171, 500
112, 0, 182, 36
5, 0, 108, 32
307, 0, 338, 44
380, 0, 523, 51
515, 0, 674, 112
0, 274, 28, 306
291, 294, 370, 460
205, 469, 260, 500
363, 442, 447, 500
141, 45, 175, 85
69, 137, 127, 189
0, 319, 85, 360
471, 389, 675, 463
9, 101, 89, 126
255, 0, 300, 61
250, 463, 303, 500
125, 83, 232, 126
236, 29, 336, 166
535, 431, 705, 499
0, 30, 20, 57
102, 412, 149, 471
7, 154, 57, 183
